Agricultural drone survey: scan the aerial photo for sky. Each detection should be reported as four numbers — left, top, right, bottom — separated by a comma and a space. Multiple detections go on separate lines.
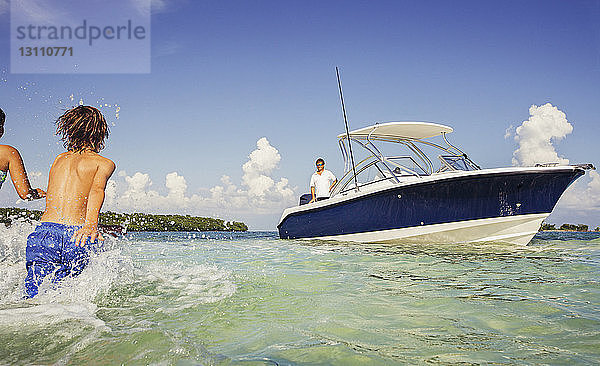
0, 0, 599, 229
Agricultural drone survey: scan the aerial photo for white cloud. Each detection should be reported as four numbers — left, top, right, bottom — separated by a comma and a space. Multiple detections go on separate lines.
504, 125, 514, 140
554, 170, 600, 213
511, 103, 573, 166
545, 169, 600, 228
505, 103, 599, 227
165, 172, 187, 201
103, 138, 296, 221
243, 138, 280, 175
242, 137, 281, 197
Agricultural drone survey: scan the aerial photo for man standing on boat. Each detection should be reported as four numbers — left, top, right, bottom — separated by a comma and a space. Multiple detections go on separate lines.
309, 158, 337, 203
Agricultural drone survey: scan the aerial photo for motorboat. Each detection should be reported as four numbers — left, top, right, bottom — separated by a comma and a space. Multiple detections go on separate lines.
277, 121, 593, 245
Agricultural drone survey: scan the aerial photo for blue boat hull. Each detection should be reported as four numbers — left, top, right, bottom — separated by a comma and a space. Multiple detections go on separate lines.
278, 168, 584, 241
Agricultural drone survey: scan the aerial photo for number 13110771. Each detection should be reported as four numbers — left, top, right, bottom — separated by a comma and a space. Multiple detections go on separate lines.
19, 47, 73, 56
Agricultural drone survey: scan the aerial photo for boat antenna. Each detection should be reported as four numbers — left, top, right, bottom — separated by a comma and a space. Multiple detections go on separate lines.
336, 66, 359, 192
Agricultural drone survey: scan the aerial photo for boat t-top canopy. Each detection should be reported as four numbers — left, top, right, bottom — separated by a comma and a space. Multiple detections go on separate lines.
332, 121, 479, 195
337, 122, 453, 140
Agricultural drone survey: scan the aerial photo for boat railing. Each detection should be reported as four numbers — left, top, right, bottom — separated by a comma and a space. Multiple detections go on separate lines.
383, 156, 428, 177
335, 129, 482, 195
534, 162, 560, 167
437, 155, 479, 172
331, 155, 428, 196
331, 156, 378, 196
332, 160, 395, 195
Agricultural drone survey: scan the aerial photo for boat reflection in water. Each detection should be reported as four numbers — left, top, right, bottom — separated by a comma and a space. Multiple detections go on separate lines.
278, 122, 593, 245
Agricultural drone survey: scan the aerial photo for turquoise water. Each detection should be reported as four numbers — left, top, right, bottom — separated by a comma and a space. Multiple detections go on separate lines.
1, 222, 599, 365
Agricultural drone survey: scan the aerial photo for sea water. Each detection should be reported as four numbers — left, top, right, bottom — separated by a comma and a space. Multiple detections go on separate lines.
1, 221, 599, 365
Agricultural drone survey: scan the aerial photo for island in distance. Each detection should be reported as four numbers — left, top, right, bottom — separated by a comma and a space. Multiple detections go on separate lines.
0, 208, 248, 232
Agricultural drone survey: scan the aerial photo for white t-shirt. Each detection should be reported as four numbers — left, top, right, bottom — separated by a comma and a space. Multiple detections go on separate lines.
310, 169, 336, 198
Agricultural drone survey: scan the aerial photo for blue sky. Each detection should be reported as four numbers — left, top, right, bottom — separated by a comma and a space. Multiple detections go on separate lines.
0, 0, 599, 229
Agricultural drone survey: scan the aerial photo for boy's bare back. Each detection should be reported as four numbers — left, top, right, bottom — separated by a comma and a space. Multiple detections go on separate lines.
42, 150, 115, 226
38, 105, 114, 245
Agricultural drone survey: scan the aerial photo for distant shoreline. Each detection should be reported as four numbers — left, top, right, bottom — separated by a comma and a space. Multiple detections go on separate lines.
540, 230, 599, 233
0, 207, 248, 232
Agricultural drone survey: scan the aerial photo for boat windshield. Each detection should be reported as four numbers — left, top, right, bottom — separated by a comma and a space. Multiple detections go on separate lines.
331, 128, 480, 196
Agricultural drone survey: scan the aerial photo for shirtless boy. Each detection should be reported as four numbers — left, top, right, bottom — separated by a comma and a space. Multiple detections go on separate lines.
25, 105, 115, 298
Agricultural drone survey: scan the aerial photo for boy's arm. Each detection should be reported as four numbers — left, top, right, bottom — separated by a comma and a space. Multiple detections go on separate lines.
72, 159, 116, 246
7, 146, 46, 200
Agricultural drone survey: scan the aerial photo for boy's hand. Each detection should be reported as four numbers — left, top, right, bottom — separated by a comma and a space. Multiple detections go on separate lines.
71, 224, 105, 246
27, 188, 46, 200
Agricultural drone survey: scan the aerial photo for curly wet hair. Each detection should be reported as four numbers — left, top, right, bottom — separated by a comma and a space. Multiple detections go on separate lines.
56, 105, 109, 152
0, 107, 5, 127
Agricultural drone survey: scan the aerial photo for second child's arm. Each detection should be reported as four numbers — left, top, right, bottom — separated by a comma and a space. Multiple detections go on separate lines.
7, 146, 46, 200
72, 159, 116, 246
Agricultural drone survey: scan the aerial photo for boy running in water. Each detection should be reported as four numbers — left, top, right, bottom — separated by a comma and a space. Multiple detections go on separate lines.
25, 105, 115, 298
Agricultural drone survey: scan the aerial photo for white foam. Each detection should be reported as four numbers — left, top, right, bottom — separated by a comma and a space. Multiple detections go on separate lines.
0, 219, 36, 264
33, 247, 135, 303
0, 302, 106, 328
0, 220, 37, 303
140, 262, 237, 313
0, 262, 28, 303
1, 218, 135, 303
0, 218, 137, 332
2, 220, 235, 321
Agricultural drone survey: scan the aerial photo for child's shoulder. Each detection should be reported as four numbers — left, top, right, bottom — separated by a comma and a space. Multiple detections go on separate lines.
92, 153, 116, 172
0, 144, 23, 163
0, 144, 18, 154
75, 152, 115, 177
57, 151, 115, 170
93, 152, 114, 163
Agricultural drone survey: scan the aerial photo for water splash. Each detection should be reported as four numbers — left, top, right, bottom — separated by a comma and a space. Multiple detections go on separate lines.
0, 218, 133, 304
11, 84, 121, 125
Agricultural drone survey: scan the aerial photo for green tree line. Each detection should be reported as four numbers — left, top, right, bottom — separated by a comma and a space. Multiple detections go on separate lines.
0, 208, 247, 232
540, 222, 599, 232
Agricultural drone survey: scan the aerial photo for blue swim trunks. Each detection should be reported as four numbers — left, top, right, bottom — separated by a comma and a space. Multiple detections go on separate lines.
25, 222, 100, 298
